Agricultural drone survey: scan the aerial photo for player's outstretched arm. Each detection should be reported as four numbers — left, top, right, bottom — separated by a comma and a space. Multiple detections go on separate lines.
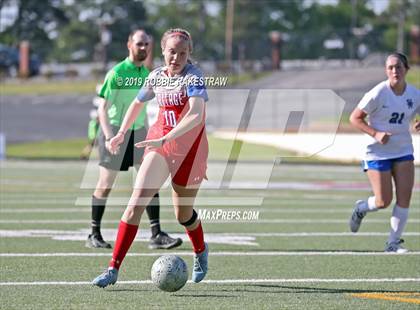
165, 97, 205, 140
135, 97, 205, 148
136, 97, 205, 149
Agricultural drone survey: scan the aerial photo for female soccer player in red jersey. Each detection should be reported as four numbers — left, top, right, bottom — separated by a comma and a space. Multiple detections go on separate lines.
92, 28, 209, 287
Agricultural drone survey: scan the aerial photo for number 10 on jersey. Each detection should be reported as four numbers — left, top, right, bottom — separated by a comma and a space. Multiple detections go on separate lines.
164, 110, 177, 127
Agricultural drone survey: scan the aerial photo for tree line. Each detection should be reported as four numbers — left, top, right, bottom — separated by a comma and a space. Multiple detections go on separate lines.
0, 0, 419, 63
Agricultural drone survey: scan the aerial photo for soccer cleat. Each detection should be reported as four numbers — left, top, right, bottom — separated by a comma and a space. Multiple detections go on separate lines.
92, 268, 118, 288
349, 200, 366, 233
385, 239, 408, 253
149, 231, 183, 250
192, 243, 208, 283
86, 234, 112, 249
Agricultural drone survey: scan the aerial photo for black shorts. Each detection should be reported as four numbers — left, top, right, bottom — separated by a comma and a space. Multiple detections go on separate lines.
98, 125, 147, 171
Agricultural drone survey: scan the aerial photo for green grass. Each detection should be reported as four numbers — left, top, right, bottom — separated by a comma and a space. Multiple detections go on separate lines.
226, 71, 270, 86
0, 79, 99, 95
5, 135, 357, 164
5, 136, 289, 161
406, 66, 420, 88
6, 138, 89, 159
208, 135, 295, 161
0, 160, 419, 309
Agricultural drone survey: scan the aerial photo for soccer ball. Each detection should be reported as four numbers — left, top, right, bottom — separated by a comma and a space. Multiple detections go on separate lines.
151, 255, 188, 292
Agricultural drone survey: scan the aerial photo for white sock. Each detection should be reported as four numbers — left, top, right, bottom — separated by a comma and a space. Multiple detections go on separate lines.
357, 196, 378, 213
388, 204, 409, 243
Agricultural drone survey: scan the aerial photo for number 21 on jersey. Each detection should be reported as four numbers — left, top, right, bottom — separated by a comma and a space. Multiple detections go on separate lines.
389, 112, 404, 124
164, 110, 177, 127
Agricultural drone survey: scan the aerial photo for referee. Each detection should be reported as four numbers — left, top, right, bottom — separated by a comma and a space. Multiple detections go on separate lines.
87, 29, 182, 250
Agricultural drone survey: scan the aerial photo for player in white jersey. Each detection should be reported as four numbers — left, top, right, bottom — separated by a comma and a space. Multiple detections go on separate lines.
349, 52, 420, 253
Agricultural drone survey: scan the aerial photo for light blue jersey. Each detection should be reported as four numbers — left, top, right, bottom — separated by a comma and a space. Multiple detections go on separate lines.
358, 80, 420, 160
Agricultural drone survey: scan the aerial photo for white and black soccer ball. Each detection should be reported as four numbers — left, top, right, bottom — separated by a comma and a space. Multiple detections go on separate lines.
151, 255, 188, 292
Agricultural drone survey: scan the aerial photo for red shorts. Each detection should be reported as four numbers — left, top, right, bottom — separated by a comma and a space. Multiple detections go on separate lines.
144, 126, 208, 187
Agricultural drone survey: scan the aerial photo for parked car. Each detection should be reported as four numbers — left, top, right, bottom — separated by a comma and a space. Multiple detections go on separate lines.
0, 44, 41, 77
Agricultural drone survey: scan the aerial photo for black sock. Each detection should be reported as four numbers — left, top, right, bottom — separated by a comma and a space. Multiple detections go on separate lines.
91, 195, 107, 236
146, 193, 161, 237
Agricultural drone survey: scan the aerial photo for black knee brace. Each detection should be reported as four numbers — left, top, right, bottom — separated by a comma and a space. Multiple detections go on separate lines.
180, 209, 198, 226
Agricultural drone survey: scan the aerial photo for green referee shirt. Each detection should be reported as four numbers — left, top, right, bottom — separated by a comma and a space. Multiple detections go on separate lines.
98, 58, 150, 130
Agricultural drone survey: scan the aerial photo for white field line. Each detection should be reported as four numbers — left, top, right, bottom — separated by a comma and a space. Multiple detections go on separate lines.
75, 197, 264, 206
4, 197, 264, 207
0, 200, 76, 205
2, 198, 419, 206
1, 197, 264, 207
0, 219, 419, 224
1, 230, 419, 247
232, 232, 420, 237
1, 207, 420, 214
1, 230, 420, 238
3, 179, 420, 191
1, 251, 420, 257
0, 180, 372, 191
1, 278, 420, 286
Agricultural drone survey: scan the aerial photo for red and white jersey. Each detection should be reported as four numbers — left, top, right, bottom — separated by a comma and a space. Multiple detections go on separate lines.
137, 63, 208, 158
137, 63, 208, 134
358, 80, 420, 160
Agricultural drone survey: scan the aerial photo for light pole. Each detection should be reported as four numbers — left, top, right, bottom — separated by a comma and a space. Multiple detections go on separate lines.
225, 0, 234, 70
269, 31, 282, 70
396, 1, 406, 52
100, 23, 112, 71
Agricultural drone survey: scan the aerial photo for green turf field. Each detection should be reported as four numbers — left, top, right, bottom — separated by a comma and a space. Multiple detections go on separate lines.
0, 160, 419, 309
5, 136, 289, 161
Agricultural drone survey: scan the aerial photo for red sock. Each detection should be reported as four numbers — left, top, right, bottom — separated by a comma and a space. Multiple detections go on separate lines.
186, 221, 205, 253
109, 221, 139, 269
